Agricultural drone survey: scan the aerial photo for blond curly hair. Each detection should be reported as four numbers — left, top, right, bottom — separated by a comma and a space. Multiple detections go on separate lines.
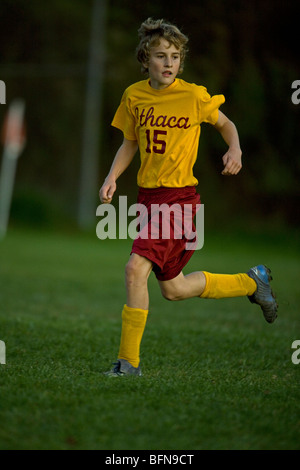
136, 18, 189, 75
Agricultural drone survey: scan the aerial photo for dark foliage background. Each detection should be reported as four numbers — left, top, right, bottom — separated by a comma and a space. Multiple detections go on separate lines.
0, 0, 299, 230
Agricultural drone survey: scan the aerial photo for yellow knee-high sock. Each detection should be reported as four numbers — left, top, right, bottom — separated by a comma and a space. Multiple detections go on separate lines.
200, 272, 256, 299
118, 304, 148, 368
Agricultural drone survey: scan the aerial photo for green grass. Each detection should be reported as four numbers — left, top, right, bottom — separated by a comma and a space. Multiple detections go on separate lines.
0, 227, 299, 450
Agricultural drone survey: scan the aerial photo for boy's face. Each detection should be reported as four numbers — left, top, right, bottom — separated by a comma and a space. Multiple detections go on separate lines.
145, 38, 181, 90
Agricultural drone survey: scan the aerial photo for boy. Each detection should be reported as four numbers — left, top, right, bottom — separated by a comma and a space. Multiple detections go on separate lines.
99, 18, 278, 377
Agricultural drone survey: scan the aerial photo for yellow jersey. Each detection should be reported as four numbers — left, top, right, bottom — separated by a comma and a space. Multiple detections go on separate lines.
111, 78, 225, 188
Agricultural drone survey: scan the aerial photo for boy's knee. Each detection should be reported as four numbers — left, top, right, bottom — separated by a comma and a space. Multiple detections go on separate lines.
160, 285, 181, 302
125, 254, 152, 283
162, 291, 177, 301
125, 258, 139, 281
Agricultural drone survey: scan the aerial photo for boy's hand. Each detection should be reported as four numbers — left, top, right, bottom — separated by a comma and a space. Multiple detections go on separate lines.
221, 148, 242, 176
99, 179, 116, 203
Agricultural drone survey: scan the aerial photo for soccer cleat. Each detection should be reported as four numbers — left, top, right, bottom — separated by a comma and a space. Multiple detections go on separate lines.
104, 359, 142, 377
247, 264, 278, 323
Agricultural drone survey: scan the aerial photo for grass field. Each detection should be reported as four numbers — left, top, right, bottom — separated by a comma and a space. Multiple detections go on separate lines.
0, 227, 299, 450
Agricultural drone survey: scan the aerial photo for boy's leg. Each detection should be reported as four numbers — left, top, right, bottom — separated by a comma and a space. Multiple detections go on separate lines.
125, 253, 153, 310
158, 270, 256, 300
117, 254, 153, 369
158, 267, 277, 323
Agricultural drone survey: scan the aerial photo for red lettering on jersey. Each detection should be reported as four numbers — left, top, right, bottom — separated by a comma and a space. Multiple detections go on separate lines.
155, 115, 167, 127
136, 107, 191, 130
167, 116, 177, 128
177, 117, 191, 129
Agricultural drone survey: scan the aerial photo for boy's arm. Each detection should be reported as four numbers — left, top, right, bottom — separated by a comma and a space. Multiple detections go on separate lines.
99, 137, 138, 203
213, 111, 242, 176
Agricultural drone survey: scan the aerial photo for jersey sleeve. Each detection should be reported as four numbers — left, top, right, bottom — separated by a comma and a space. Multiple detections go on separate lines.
198, 87, 225, 125
111, 89, 137, 141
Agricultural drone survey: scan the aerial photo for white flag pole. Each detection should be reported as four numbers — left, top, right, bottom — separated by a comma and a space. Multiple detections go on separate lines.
0, 99, 26, 238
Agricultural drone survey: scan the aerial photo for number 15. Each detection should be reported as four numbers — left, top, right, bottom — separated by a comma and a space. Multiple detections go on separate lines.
145, 129, 167, 155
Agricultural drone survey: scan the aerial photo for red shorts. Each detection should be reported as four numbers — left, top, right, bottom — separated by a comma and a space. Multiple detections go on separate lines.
131, 186, 201, 281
